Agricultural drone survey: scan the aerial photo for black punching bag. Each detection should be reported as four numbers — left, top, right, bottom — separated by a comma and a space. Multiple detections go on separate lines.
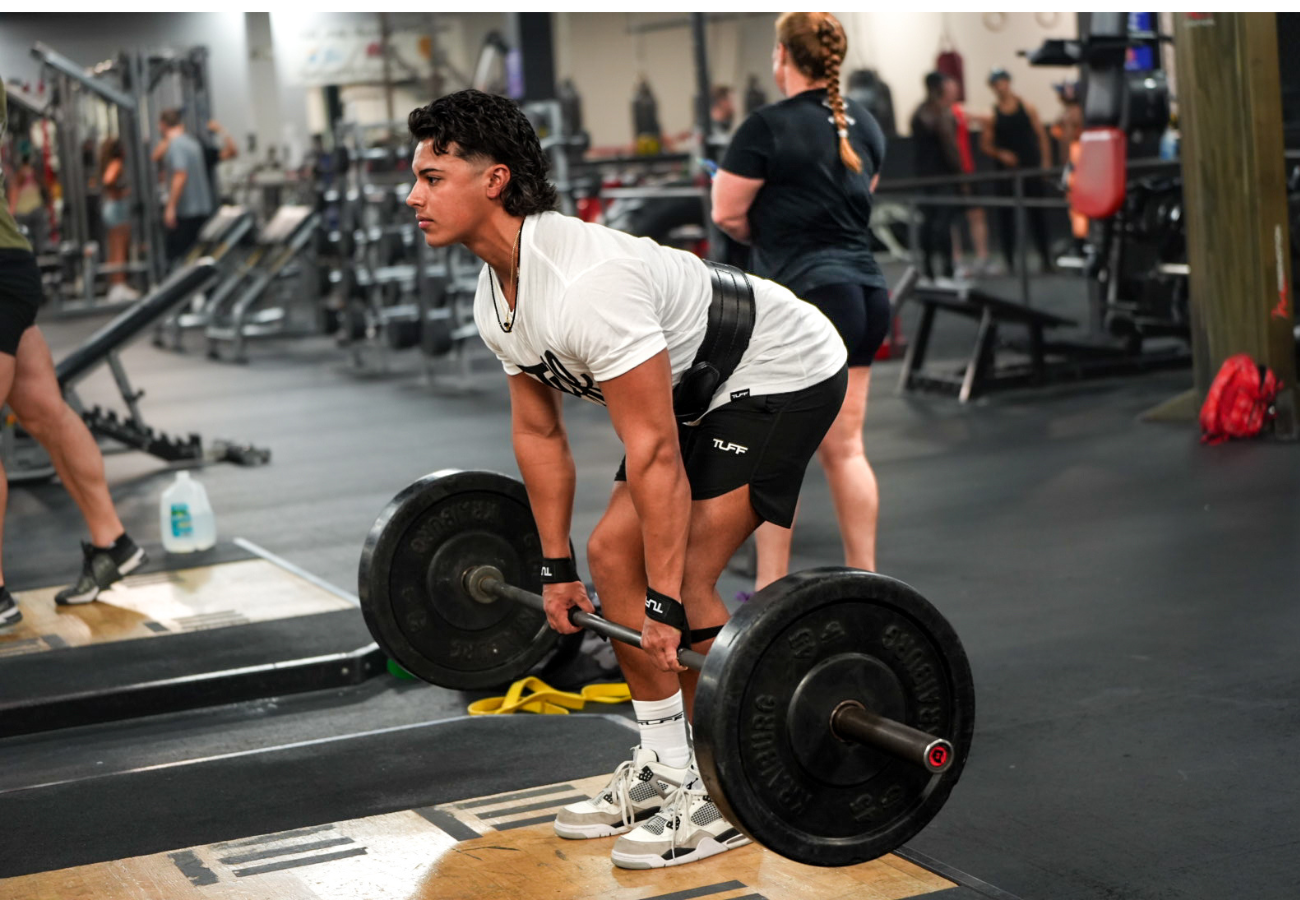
632, 78, 663, 155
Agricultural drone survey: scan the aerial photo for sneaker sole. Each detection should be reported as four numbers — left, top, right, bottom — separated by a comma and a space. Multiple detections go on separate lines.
0, 608, 22, 627
118, 547, 147, 576
554, 821, 633, 840
555, 805, 663, 841
611, 834, 750, 870
55, 587, 100, 606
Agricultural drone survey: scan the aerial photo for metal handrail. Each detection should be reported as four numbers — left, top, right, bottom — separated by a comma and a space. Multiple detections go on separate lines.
874, 156, 1183, 194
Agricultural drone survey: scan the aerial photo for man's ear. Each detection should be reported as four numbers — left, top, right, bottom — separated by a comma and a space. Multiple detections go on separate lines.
484, 163, 512, 201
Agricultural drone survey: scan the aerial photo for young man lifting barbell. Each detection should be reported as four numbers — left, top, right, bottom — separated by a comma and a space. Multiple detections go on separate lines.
405, 89, 847, 869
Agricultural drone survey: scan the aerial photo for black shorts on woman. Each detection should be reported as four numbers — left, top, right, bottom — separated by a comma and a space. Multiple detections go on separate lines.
802, 282, 891, 367
0, 248, 42, 357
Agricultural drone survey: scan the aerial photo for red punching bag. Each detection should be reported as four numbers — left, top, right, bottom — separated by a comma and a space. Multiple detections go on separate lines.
935, 19, 965, 102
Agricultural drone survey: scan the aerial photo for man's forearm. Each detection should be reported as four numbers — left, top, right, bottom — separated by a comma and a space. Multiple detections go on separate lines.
514, 430, 577, 560
624, 444, 690, 598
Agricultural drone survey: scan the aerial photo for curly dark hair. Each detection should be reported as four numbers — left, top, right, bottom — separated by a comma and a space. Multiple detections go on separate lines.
407, 90, 558, 217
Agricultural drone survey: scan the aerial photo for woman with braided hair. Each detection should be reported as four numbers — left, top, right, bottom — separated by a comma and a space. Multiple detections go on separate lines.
713, 11, 889, 591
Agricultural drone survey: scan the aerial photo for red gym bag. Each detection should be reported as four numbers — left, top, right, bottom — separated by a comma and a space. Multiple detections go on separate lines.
1199, 354, 1282, 444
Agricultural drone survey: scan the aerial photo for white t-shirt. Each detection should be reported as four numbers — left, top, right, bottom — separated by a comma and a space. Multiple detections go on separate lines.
474, 212, 846, 416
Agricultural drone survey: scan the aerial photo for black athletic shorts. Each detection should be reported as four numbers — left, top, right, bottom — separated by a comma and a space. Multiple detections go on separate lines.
615, 366, 848, 527
0, 248, 42, 357
803, 283, 892, 368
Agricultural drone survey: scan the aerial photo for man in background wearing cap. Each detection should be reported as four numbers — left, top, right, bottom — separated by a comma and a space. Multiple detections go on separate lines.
980, 68, 1055, 274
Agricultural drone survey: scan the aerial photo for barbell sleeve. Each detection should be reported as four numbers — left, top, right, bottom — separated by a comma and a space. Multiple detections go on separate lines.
464, 565, 948, 772
832, 702, 954, 774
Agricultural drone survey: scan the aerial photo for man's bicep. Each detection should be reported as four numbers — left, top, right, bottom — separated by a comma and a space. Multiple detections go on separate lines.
508, 373, 563, 436
600, 350, 678, 454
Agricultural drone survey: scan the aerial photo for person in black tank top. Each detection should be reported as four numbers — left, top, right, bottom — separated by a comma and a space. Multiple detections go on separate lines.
980, 69, 1055, 273
713, 11, 887, 594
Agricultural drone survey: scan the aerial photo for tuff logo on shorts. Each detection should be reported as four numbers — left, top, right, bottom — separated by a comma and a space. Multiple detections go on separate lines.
712, 439, 748, 455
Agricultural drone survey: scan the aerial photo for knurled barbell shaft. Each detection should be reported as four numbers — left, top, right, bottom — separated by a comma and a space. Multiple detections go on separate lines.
467, 568, 706, 668
464, 565, 952, 774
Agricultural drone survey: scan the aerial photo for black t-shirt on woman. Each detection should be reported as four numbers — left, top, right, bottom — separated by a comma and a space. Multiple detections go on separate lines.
721, 88, 887, 295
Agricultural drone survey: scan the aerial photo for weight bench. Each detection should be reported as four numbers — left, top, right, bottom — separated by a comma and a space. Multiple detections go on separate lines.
898, 283, 1077, 403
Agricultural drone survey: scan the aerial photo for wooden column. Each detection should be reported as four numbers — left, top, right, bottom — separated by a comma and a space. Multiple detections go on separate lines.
1173, 12, 1297, 438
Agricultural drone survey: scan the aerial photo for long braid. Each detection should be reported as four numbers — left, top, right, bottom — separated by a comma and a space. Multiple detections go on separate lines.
816, 16, 862, 173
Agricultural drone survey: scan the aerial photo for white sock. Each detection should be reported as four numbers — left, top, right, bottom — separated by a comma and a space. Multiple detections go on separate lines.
632, 691, 691, 768
683, 719, 702, 790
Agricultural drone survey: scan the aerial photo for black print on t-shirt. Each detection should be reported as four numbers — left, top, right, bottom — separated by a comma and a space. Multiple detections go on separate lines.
520, 351, 606, 404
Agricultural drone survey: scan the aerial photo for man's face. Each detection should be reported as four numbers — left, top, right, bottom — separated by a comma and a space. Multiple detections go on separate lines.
942, 78, 959, 105
406, 139, 499, 247
991, 77, 1011, 100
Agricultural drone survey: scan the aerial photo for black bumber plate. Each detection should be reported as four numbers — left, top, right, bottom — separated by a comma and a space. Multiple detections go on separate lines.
694, 567, 975, 868
358, 469, 558, 690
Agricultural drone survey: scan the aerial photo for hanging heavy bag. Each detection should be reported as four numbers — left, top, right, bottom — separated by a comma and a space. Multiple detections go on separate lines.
936, 20, 966, 102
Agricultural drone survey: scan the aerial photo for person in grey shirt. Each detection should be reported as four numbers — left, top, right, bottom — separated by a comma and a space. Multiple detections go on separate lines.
154, 108, 214, 264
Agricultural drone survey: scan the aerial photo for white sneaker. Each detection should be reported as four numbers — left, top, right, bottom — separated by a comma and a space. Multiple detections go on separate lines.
553, 747, 688, 840
611, 777, 751, 869
107, 283, 141, 303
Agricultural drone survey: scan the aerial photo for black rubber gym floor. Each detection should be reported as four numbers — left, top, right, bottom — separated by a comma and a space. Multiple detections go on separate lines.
5, 271, 1298, 899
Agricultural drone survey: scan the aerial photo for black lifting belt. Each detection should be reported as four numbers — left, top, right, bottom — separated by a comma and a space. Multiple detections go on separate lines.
671, 261, 757, 424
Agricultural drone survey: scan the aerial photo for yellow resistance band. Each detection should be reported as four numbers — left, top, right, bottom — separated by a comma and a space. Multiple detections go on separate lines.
468, 677, 631, 716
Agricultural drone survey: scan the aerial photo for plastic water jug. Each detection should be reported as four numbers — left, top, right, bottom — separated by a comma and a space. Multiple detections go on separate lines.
160, 471, 217, 553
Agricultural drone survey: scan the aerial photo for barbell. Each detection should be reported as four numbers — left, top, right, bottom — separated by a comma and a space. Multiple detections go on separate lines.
359, 469, 975, 868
